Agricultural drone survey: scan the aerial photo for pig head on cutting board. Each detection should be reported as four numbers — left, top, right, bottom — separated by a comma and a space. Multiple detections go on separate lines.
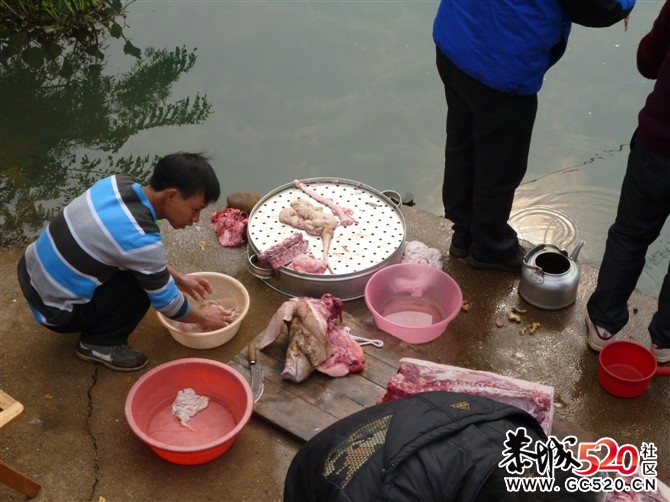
258, 294, 365, 383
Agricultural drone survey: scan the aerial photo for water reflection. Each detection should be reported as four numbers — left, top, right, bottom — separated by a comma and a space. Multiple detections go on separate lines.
0, 33, 212, 246
2, 1, 667, 297
510, 206, 582, 254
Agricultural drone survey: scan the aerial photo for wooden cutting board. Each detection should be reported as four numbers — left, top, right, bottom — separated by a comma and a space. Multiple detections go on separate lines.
228, 313, 670, 484
228, 313, 422, 441
229, 313, 581, 442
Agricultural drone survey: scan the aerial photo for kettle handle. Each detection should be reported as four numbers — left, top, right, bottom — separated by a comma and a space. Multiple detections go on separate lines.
524, 244, 548, 262
523, 244, 549, 283
524, 243, 572, 261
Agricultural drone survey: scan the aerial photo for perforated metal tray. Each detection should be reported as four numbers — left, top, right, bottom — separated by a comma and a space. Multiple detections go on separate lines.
247, 178, 406, 299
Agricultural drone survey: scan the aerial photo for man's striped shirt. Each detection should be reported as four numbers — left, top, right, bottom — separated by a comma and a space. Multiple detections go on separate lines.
23, 174, 189, 325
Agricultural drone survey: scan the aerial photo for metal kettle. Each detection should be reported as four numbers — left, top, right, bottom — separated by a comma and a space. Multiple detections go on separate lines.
518, 241, 585, 310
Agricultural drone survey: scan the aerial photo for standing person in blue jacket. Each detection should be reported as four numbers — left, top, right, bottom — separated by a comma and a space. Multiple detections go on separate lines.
586, 0, 670, 363
434, 0, 635, 272
17, 152, 231, 371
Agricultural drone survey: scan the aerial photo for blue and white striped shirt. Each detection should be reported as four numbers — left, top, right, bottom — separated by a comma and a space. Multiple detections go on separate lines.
23, 174, 189, 325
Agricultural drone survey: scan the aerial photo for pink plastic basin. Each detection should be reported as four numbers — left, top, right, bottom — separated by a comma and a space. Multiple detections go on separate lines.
124, 358, 252, 465
364, 263, 462, 344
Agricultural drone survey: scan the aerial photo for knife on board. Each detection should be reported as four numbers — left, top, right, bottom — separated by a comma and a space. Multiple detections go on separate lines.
248, 341, 264, 403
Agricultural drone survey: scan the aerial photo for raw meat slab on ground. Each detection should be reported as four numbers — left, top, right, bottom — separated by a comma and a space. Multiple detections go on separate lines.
381, 357, 555, 435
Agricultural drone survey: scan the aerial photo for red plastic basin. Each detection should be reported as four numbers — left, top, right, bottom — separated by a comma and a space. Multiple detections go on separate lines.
598, 341, 670, 398
124, 358, 252, 465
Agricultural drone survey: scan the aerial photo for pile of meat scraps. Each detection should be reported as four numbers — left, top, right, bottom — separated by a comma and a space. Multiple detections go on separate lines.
211, 207, 248, 247
380, 358, 555, 435
258, 294, 365, 383
401, 240, 443, 269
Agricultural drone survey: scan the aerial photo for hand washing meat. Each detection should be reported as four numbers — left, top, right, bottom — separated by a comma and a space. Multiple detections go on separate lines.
258, 294, 365, 383
279, 198, 337, 273
172, 300, 240, 333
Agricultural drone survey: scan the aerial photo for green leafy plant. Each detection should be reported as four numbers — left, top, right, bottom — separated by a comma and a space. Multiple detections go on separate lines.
0, 2, 214, 246
0, 0, 140, 60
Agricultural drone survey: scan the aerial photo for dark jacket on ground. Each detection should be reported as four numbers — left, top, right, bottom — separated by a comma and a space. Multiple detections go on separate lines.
284, 391, 548, 502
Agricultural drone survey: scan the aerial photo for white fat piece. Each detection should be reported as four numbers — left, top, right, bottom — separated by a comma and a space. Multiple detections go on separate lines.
172, 388, 210, 429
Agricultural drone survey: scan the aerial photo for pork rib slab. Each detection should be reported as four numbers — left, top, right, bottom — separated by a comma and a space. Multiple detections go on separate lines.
381, 358, 555, 435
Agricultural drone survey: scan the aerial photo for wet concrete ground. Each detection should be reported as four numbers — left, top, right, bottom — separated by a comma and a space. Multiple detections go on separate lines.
1, 205, 668, 501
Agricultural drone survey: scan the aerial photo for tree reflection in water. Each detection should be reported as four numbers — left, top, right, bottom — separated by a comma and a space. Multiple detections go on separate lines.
0, 32, 212, 246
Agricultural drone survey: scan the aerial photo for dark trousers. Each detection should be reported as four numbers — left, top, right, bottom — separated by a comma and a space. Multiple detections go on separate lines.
18, 256, 150, 346
436, 48, 538, 260
587, 135, 670, 348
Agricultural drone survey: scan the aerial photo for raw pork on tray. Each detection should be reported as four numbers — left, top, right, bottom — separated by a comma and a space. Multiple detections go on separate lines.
258, 232, 310, 269
380, 358, 555, 435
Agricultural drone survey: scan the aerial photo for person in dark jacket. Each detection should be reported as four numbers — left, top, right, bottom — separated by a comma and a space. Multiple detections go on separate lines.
433, 0, 635, 272
586, 0, 670, 364
284, 391, 598, 501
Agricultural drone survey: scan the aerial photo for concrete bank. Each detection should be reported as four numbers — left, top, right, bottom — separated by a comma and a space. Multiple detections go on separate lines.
1, 205, 668, 501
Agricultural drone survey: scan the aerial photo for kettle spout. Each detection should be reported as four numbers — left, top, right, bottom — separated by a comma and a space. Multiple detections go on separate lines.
570, 240, 585, 261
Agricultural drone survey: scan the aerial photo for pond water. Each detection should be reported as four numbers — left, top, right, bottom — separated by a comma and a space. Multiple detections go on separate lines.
1, 0, 668, 296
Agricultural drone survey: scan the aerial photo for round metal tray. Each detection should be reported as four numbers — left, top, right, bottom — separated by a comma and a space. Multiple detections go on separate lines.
247, 178, 406, 299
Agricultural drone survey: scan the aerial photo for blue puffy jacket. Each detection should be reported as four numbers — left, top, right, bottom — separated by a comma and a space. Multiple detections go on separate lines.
433, 0, 635, 95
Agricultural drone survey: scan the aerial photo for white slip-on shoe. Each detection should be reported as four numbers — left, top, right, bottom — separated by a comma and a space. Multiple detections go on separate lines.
585, 313, 616, 352
651, 344, 670, 364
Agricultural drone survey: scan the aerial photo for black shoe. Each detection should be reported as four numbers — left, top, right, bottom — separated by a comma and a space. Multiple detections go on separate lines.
468, 245, 526, 272
76, 341, 148, 372
449, 231, 472, 258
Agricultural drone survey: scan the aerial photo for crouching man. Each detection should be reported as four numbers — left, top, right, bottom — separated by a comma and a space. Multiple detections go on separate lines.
17, 152, 230, 371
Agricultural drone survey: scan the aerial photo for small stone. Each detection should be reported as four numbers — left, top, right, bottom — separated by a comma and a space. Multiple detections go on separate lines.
226, 192, 261, 214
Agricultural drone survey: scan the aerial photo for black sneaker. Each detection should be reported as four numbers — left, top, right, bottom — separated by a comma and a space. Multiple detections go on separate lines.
75, 341, 148, 372
449, 231, 472, 258
468, 245, 526, 272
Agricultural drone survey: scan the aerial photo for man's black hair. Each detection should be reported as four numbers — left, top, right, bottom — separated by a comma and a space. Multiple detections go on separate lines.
149, 152, 220, 204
